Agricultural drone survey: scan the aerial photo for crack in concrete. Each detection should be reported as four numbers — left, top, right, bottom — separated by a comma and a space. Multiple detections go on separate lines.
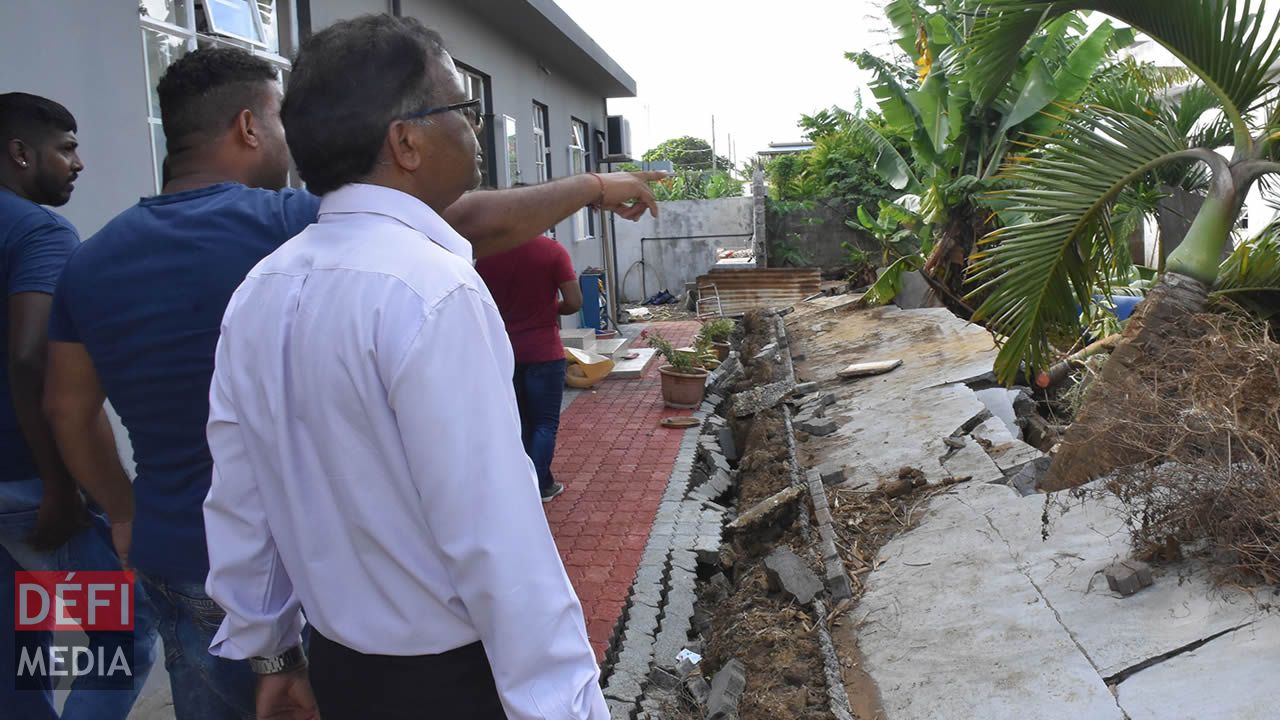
1102, 621, 1256, 687
960, 495, 1134, 720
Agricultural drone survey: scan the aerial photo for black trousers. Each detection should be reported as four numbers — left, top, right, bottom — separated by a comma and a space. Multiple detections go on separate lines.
309, 629, 507, 719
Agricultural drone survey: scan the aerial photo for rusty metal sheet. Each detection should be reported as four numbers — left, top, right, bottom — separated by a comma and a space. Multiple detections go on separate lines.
694, 268, 822, 316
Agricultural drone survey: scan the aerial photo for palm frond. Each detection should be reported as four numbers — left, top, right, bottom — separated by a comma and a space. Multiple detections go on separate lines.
967, 106, 1198, 384
1213, 223, 1280, 318
967, 0, 1280, 146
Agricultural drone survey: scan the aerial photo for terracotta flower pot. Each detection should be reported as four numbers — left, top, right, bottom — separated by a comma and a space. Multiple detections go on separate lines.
658, 365, 709, 409
712, 341, 731, 361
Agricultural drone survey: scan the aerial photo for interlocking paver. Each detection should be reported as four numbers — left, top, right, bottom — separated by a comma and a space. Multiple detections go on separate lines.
545, 321, 701, 660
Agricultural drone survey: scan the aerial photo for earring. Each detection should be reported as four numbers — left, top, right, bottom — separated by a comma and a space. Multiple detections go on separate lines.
19, 161, 28, 167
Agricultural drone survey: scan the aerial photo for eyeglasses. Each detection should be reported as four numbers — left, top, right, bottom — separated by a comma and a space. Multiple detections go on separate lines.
400, 98, 484, 131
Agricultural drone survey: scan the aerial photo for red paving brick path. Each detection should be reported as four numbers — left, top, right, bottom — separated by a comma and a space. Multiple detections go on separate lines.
546, 320, 701, 660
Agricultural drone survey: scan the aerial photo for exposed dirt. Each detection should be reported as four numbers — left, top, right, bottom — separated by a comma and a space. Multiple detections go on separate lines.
734, 411, 791, 508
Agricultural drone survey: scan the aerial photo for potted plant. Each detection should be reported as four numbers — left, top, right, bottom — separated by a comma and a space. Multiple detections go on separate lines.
699, 317, 736, 361
645, 330, 712, 409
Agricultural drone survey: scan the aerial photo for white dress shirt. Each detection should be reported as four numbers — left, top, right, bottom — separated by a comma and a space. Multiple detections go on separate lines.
203, 183, 607, 719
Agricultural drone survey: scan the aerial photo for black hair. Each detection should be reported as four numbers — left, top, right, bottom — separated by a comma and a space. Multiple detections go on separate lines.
0, 92, 77, 146
156, 47, 278, 153
282, 14, 449, 195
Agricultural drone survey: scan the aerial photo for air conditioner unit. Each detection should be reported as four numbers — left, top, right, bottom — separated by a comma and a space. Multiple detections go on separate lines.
606, 115, 632, 159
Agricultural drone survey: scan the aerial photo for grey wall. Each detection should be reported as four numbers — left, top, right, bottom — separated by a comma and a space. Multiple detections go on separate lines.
311, 0, 613, 277
1, 0, 156, 238
613, 198, 754, 303
766, 202, 877, 275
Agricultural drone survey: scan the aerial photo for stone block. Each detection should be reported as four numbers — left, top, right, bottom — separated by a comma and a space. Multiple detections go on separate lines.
796, 416, 837, 437
648, 666, 680, 691
1104, 560, 1154, 597
818, 464, 846, 485
706, 659, 747, 720
825, 568, 854, 603
606, 698, 636, 720
763, 547, 823, 605
793, 380, 819, 396
1010, 455, 1052, 496
716, 426, 738, 462
603, 673, 643, 702
686, 675, 711, 705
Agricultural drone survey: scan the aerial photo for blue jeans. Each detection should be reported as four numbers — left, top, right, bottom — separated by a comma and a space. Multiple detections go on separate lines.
139, 574, 256, 720
513, 359, 567, 492
0, 477, 158, 720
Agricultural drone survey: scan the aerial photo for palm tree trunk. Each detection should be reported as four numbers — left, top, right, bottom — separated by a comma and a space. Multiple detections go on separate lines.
1039, 272, 1210, 492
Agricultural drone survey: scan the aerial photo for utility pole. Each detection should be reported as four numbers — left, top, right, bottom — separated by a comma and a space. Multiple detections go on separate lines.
711, 115, 717, 172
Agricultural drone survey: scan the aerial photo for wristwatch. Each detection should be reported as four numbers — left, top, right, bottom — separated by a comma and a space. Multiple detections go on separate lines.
248, 645, 308, 675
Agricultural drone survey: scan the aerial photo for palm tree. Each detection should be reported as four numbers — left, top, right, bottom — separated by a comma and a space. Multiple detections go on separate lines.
964, 0, 1280, 490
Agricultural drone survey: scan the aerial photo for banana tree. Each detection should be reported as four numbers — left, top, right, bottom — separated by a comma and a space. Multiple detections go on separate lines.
963, 0, 1280, 490
851, 0, 1131, 305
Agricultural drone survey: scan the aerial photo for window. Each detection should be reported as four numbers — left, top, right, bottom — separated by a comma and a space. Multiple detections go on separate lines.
502, 115, 520, 187
457, 65, 495, 187
532, 101, 551, 184
570, 118, 592, 239
138, 1, 293, 192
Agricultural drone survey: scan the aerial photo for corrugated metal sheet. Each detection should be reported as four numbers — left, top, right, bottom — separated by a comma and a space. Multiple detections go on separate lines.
694, 268, 823, 317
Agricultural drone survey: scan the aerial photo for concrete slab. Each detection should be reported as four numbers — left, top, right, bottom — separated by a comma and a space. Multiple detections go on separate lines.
1115, 617, 1280, 720
609, 348, 657, 379
789, 306, 1001, 490
970, 417, 1044, 473
561, 328, 598, 352
852, 483, 1126, 720
941, 436, 1005, 483
595, 337, 631, 359
983, 490, 1272, 679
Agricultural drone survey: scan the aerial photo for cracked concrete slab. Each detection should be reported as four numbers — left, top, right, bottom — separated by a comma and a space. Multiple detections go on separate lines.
1114, 616, 1280, 720
940, 436, 1005, 484
852, 483, 1125, 720
970, 417, 1044, 474
789, 306, 1004, 489
983, 489, 1272, 679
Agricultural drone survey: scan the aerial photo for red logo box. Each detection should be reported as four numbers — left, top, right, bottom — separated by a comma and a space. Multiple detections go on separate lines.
14, 572, 135, 632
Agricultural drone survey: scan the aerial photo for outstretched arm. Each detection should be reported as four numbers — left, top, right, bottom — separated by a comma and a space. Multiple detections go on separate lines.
445, 171, 665, 258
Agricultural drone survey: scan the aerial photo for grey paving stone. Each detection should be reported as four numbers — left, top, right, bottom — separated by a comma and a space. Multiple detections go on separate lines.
603, 673, 644, 702
764, 546, 823, 605
606, 698, 636, 720
706, 659, 747, 720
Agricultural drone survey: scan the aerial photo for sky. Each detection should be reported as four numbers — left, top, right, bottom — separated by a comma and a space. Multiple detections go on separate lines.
552, 0, 892, 165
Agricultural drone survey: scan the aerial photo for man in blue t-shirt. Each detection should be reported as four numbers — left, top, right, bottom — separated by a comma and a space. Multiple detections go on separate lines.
44, 46, 661, 718
0, 92, 156, 720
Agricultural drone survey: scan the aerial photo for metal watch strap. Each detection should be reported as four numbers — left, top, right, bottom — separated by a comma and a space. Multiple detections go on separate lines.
248, 645, 307, 675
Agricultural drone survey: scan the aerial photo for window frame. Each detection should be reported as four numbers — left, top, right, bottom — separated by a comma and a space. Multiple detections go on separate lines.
455, 62, 497, 188
138, 1, 295, 193
569, 117, 592, 241
501, 114, 520, 187
532, 100, 551, 184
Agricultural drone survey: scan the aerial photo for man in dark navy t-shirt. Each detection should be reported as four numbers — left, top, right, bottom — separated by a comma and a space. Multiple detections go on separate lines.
0, 92, 157, 720
44, 46, 662, 719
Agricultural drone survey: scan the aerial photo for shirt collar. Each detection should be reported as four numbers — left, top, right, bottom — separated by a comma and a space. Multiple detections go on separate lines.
317, 183, 473, 260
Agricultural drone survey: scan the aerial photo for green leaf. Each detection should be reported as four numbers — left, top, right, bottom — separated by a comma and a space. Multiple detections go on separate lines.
966, 106, 1198, 384
849, 116, 920, 191
1022, 21, 1118, 138
966, 0, 1280, 151
912, 68, 951, 154
862, 255, 927, 307
997, 57, 1059, 136
1211, 219, 1280, 317
852, 52, 923, 133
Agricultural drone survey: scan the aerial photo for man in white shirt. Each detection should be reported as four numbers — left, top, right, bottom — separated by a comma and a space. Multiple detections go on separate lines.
202, 14, 619, 720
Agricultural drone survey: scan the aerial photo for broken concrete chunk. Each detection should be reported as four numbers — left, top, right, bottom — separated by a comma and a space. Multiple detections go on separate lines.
818, 464, 846, 485
753, 342, 777, 361
727, 485, 804, 533
796, 416, 837, 437
686, 676, 711, 706
706, 659, 747, 720
837, 358, 903, 379
1008, 456, 1051, 496
732, 380, 795, 418
763, 546, 823, 605
793, 381, 819, 396
943, 436, 967, 450
648, 666, 680, 691
1104, 560, 1154, 596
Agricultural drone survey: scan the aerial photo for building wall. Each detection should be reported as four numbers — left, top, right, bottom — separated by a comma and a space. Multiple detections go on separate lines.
1, 1, 156, 237
612, 198, 755, 303
311, 0, 614, 279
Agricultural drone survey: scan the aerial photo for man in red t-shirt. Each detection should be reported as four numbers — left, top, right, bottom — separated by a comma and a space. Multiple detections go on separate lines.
475, 235, 582, 502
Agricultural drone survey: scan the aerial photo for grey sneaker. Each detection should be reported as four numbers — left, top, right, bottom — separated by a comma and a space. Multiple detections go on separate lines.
540, 482, 565, 503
